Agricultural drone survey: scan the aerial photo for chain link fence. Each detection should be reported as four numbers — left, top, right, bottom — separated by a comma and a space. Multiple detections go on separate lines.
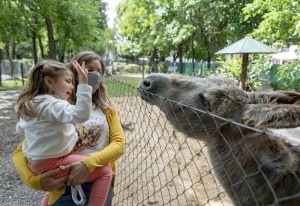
106, 77, 300, 206
1, 76, 299, 205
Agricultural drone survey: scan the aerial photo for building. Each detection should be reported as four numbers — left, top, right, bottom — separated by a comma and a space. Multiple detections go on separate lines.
273, 45, 298, 64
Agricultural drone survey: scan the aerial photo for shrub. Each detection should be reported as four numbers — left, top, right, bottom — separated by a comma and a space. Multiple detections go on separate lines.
124, 64, 140, 73
271, 60, 300, 92
157, 62, 168, 73
116, 62, 127, 73
216, 55, 272, 91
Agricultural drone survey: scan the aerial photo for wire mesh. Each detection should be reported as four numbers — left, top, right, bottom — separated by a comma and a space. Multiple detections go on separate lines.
106, 76, 300, 206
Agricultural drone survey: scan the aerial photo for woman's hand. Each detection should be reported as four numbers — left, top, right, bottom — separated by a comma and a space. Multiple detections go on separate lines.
41, 168, 68, 191
60, 161, 90, 186
71, 60, 88, 84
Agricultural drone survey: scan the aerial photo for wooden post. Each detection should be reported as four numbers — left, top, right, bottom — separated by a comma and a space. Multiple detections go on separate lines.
240, 54, 249, 90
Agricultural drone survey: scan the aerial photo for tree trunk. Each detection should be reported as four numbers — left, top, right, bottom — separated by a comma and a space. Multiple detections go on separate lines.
148, 47, 158, 72
200, 27, 211, 70
178, 43, 184, 74
5, 42, 14, 78
5, 42, 9, 58
191, 34, 195, 75
32, 30, 38, 64
12, 41, 16, 59
45, 15, 56, 60
172, 52, 178, 63
58, 41, 66, 62
38, 36, 45, 59
207, 52, 211, 70
0, 49, 2, 86
240, 54, 249, 90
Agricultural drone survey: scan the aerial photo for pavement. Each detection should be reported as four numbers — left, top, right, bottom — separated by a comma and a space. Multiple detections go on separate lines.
0, 89, 20, 126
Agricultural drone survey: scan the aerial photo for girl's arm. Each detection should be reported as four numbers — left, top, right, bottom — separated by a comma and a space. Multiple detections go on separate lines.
12, 137, 68, 191
40, 84, 92, 124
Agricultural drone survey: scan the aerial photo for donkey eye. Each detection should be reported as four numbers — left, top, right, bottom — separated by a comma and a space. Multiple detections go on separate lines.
199, 94, 210, 111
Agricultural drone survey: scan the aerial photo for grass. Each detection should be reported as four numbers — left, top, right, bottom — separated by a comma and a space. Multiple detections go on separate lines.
106, 74, 144, 97
110, 74, 144, 87
0, 79, 25, 91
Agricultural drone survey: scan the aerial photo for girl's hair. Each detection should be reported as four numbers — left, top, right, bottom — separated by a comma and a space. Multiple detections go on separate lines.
70, 51, 114, 110
16, 60, 71, 119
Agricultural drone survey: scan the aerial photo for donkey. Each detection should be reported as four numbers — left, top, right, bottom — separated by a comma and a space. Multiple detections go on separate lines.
138, 73, 300, 206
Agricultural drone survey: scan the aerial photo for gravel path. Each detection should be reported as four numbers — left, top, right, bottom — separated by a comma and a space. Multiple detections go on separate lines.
0, 89, 44, 205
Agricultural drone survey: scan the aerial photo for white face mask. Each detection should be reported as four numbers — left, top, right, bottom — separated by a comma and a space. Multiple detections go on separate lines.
88, 71, 102, 93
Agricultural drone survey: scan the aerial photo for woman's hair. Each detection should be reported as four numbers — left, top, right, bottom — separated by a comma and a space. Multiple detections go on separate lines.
70, 51, 113, 110
16, 60, 71, 119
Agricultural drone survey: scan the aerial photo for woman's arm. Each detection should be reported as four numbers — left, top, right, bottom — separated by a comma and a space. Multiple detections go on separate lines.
12, 137, 68, 191
12, 138, 42, 190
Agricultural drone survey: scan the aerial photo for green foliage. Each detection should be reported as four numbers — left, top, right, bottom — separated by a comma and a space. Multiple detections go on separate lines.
243, 0, 300, 46
246, 55, 273, 91
216, 54, 273, 91
0, 0, 108, 59
157, 62, 168, 73
124, 64, 140, 73
144, 65, 151, 73
115, 0, 262, 67
271, 60, 300, 92
216, 56, 241, 81
115, 62, 127, 73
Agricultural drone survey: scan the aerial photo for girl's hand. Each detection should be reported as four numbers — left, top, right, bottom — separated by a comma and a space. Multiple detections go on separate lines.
60, 161, 90, 186
71, 60, 88, 84
41, 168, 68, 191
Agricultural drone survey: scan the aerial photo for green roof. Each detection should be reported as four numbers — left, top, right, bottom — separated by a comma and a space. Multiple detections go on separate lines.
216, 36, 277, 54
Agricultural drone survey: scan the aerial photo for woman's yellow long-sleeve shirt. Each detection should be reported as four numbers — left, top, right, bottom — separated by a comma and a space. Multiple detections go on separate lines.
12, 108, 125, 205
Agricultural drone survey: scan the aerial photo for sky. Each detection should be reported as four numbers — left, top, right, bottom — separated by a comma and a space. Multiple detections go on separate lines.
104, 0, 122, 28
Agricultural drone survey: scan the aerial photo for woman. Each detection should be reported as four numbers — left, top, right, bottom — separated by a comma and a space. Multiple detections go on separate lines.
13, 51, 125, 205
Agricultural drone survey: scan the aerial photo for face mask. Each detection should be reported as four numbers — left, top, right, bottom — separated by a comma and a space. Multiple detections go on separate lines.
88, 71, 102, 94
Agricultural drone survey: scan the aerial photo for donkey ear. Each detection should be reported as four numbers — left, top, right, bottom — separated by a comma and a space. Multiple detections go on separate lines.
255, 91, 300, 104
242, 104, 300, 129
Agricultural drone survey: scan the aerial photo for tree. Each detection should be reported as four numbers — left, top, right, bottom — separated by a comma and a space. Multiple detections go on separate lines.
243, 0, 300, 46
115, 0, 261, 73
0, 0, 108, 64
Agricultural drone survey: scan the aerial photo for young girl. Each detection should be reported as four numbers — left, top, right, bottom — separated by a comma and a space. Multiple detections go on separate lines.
15, 59, 112, 206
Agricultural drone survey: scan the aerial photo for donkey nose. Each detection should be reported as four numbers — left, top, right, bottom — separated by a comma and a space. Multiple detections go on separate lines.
143, 79, 151, 87
139, 79, 152, 91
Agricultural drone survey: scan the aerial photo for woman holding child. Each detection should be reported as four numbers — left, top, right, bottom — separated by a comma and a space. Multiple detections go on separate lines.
13, 51, 125, 206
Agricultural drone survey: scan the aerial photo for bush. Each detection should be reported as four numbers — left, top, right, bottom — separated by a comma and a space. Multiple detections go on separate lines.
216, 55, 272, 91
116, 62, 127, 73
271, 60, 300, 92
144, 65, 151, 73
124, 64, 140, 73
157, 62, 168, 73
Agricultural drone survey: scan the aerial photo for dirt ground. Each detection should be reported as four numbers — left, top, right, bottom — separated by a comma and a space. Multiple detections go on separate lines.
112, 96, 232, 206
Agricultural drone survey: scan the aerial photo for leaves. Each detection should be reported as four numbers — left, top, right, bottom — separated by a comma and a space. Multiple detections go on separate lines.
0, 0, 108, 59
244, 0, 300, 45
